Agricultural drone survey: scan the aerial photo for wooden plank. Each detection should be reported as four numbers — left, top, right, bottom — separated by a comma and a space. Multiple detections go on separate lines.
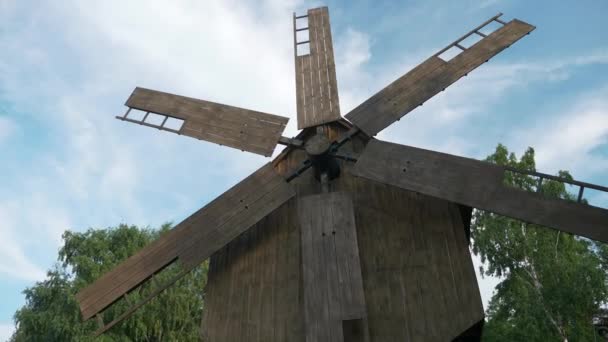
178, 178, 294, 267
76, 163, 295, 320
126, 87, 287, 132
307, 9, 322, 128
422, 203, 451, 339
352, 139, 608, 243
345, 18, 535, 136
272, 205, 289, 340
77, 164, 278, 316
435, 204, 464, 335
79, 171, 276, 317
322, 197, 343, 342
447, 204, 485, 332
295, 7, 341, 129
300, 194, 323, 341
124, 87, 289, 156
261, 216, 277, 340
345, 57, 445, 137
299, 192, 366, 342
313, 10, 329, 126
180, 120, 279, 156
321, 8, 341, 120
301, 53, 314, 128
76, 229, 181, 316
332, 193, 367, 319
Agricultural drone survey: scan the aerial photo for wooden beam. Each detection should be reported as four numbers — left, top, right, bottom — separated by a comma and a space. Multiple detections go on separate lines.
294, 7, 342, 129
76, 163, 295, 321
299, 192, 367, 342
352, 139, 608, 243
345, 17, 535, 136
123, 87, 289, 156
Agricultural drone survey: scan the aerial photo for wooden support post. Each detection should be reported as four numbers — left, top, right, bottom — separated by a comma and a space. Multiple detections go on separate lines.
455, 43, 467, 51
494, 17, 507, 25
537, 177, 543, 193
577, 186, 585, 203
433, 13, 504, 58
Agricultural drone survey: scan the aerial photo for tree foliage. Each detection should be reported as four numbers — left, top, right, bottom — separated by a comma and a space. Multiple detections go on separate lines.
11, 224, 208, 342
472, 144, 607, 341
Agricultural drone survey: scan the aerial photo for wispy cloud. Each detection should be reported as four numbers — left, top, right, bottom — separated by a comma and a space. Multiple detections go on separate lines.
511, 86, 608, 177
0, 117, 15, 144
0, 0, 304, 283
335, 28, 372, 112
0, 202, 46, 281
0, 322, 15, 342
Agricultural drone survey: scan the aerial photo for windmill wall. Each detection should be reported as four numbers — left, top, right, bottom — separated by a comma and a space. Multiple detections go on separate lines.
201, 123, 484, 341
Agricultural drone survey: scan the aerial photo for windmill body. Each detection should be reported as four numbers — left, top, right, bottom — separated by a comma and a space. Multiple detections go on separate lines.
201, 123, 483, 341
75, 6, 608, 341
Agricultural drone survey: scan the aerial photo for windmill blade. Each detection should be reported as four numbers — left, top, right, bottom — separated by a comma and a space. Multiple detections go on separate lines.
298, 192, 367, 342
352, 140, 608, 243
75, 163, 295, 333
294, 7, 341, 129
345, 14, 535, 137
117, 87, 289, 157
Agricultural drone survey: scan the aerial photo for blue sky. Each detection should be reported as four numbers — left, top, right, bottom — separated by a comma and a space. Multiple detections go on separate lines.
1, 0, 607, 339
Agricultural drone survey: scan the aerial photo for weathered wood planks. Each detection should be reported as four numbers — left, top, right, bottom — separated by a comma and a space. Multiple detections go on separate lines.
124, 87, 289, 156
295, 7, 341, 129
353, 139, 608, 243
200, 122, 485, 340
201, 199, 305, 342
298, 192, 367, 342
75, 163, 295, 321
345, 19, 535, 136
346, 172, 483, 341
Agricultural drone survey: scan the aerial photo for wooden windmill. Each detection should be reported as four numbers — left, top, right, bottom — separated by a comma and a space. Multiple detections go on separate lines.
76, 7, 608, 341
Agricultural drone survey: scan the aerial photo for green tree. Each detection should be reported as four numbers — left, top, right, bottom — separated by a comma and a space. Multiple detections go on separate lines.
11, 224, 208, 342
472, 144, 607, 341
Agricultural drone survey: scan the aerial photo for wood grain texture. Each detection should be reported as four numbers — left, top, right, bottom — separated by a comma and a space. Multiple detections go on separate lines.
295, 7, 341, 129
125, 87, 289, 156
345, 19, 535, 136
201, 122, 484, 341
76, 163, 294, 320
299, 192, 367, 342
353, 139, 608, 243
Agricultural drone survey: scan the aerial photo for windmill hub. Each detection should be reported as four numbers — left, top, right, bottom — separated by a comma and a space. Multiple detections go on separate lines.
305, 133, 340, 180
304, 133, 331, 156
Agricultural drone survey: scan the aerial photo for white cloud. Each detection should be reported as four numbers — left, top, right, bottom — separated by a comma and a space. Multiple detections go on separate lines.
0, 0, 308, 285
511, 87, 608, 177
0, 322, 14, 342
0, 203, 46, 281
335, 28, 373, 112
0, 117, 15, 144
